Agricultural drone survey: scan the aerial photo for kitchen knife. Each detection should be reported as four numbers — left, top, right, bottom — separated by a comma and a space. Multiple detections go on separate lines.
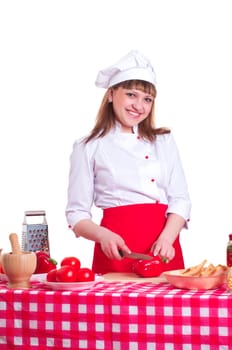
118, 249, 153, 260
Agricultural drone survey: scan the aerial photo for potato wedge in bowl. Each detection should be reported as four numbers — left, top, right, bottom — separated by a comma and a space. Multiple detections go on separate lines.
164, 261, 227, 290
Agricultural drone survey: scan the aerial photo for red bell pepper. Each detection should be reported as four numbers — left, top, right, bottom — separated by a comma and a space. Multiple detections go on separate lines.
132, 255, 164, 277
34, 251, 57, 274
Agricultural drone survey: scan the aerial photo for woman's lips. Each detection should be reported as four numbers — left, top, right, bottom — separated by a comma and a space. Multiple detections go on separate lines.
126, 109, 141, 118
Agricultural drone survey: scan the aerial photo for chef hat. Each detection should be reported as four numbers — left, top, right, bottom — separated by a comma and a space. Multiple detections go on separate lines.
95, 50, 157, 88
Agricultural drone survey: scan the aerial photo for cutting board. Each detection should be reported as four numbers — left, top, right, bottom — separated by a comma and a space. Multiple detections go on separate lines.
103, 272, 167, 283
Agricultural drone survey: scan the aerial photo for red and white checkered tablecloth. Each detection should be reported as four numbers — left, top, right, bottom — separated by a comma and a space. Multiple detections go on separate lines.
0, 280, 232, 350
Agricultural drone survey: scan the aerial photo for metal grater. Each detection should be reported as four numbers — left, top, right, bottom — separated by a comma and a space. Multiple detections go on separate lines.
22, 210, 50, 255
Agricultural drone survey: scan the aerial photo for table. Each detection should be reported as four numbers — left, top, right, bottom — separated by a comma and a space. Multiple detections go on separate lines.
0, 279, 232, 350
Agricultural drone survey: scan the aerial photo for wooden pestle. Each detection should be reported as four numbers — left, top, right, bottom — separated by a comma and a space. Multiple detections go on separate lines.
9, 233, 22, 254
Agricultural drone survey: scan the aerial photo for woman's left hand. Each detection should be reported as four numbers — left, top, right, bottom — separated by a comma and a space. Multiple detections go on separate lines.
150, 213, 185, 261
150, 237, 175, 262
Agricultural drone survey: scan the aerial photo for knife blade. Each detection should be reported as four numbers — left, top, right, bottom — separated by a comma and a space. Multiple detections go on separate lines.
118, 249, 153, 260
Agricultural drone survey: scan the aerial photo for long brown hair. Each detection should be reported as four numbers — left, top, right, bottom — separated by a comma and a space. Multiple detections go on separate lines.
84, 80, 170, 143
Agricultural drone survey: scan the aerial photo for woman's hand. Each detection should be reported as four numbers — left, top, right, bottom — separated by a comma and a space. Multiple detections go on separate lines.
73, 219, 131, 260
99, 230, 131, 260
150, 213, 186, 261
150, 236, 175, 262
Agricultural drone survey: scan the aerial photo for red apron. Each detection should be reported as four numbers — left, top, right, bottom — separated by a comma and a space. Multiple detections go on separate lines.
92, 203, 185, 274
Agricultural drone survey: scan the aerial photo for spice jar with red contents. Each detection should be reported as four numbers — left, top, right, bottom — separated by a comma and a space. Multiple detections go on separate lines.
226, 234, 232, 267
226, 234, 232, 292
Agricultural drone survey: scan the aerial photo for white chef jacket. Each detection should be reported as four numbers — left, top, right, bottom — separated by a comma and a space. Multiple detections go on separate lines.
66, 124, 191, 228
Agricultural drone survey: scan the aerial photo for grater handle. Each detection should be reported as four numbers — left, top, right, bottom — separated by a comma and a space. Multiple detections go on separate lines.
23, 210, 47, 225
24, 211, 46, 216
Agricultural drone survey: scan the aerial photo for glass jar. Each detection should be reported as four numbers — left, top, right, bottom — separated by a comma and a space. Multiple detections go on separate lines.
226, 234, 232, 267
227, 267, 232, 292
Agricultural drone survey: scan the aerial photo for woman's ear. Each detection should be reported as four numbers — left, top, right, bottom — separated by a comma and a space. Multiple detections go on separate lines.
108, 89, 113, 103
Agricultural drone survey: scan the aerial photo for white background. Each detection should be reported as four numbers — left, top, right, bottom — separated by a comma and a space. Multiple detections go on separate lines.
0, 1, 232, 269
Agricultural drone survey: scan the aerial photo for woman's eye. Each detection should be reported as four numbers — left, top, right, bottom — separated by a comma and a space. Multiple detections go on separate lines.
145, 97, 153, 103
126, 92, 134, 97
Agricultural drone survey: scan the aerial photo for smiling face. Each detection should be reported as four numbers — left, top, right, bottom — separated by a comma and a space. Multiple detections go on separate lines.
109, 86, 155, 133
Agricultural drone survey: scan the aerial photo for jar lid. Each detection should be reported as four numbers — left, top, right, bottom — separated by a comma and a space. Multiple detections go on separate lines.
229, 234, 232, 240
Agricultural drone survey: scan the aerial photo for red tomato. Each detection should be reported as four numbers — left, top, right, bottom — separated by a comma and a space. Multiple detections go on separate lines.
46, 269, 57, 282
56, 266, 78, 282
60, 256, 81, 271
132, 255, 164, 277
76, 267, 94, 282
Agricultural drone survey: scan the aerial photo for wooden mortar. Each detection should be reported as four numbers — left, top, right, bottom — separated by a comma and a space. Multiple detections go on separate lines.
1, 233, 36, 289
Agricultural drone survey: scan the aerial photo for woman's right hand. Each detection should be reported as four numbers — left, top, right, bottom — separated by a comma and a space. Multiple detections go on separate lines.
73, 219, 131, 260
99, 229, 131, 260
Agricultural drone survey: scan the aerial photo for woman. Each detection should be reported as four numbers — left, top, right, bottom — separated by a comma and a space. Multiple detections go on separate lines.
66, 50, 191, 274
